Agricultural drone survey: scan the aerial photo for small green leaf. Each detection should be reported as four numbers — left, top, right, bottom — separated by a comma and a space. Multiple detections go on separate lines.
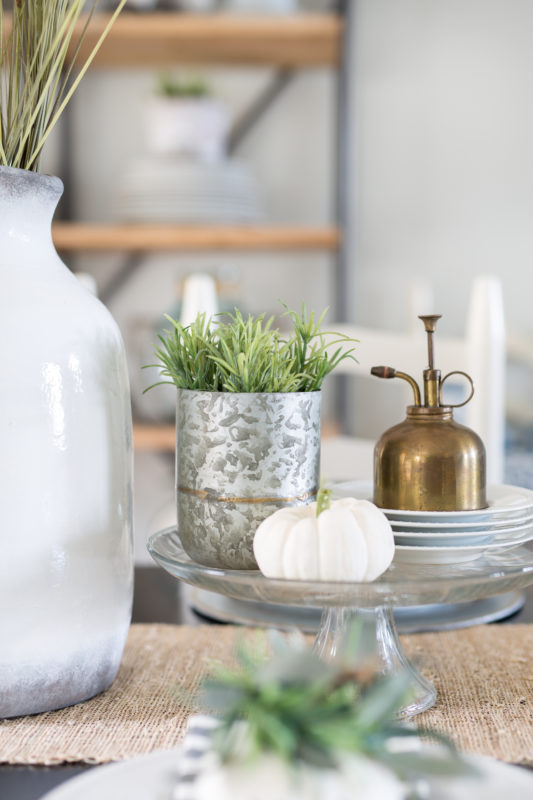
316, 487, 332, 517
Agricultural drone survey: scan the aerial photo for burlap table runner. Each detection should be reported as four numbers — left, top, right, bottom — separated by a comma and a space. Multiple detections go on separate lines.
0, 623, 532, 765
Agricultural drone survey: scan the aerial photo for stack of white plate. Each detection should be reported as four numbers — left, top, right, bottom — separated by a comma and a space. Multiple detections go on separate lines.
115, 156, 263, 224
335, 482, 533, 565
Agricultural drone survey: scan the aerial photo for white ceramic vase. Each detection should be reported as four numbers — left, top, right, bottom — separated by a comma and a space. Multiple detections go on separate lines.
0, 166, 134, 718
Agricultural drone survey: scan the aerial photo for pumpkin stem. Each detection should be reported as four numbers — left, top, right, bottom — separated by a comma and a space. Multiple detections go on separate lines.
316, 487, 332, 517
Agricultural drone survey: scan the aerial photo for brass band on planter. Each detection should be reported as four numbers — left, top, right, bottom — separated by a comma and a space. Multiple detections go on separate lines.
177, 485, 318, 505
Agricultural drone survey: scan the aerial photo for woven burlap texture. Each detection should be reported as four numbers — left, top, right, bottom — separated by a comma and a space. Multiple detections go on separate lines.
1, 623, 532, 765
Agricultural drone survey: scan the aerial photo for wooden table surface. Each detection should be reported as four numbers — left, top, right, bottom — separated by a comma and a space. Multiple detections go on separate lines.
2, 567, 532, 800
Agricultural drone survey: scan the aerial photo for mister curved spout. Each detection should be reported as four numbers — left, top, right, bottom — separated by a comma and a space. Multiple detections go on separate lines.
370, 366, 422, 407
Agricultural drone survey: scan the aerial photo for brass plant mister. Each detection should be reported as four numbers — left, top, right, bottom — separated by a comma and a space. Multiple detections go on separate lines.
371, 315, 487, 511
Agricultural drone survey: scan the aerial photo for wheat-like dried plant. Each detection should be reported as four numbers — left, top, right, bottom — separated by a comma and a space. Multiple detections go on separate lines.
0, 0, 127, 171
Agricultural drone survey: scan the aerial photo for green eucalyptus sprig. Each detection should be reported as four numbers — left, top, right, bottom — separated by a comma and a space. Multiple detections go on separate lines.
147, 304, 358, 393
197, 627, 477, 787
0, 0, 127, 172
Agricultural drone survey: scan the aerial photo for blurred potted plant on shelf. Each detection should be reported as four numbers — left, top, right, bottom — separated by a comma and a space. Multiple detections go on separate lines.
0, 0, 133, 719
189, 627, 475, 800
145, 72, 230, 162
146, 304, 358, 570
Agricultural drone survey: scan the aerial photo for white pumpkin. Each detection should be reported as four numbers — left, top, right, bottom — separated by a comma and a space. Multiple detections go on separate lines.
192, 751, 406, 800
253, 497, 395, 582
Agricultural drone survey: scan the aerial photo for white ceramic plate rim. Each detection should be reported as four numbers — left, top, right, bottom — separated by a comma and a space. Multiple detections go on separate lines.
38, 747, 533, 800
394, 534, 533, 554
335, 481, 533, 521
391, 521, 533, 538
390, 514, 533, 530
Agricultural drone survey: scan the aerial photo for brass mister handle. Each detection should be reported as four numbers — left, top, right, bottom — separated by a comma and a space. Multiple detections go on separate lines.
371, 366, 422, 406
439, 370, 475, 408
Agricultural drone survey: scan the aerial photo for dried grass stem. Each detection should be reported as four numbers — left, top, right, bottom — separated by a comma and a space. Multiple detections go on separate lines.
0, 1, 127, 172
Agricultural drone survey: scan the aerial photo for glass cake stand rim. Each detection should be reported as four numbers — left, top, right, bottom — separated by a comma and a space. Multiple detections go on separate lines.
147, 526, 533, 609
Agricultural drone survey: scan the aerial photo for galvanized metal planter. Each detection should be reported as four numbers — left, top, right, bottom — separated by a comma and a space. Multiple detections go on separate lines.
176, 389, 321, 569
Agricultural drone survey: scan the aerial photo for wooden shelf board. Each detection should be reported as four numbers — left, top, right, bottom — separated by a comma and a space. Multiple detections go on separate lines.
72, 13, 341, 68
134, 423, 175, 453
52, 223, 340, 252
2, 13, 341, 68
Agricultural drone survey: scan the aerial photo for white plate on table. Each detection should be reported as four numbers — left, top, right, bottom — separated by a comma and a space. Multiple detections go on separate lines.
394, 537, 533, 565
335, 481, 533, 524
39, 747, 533, 800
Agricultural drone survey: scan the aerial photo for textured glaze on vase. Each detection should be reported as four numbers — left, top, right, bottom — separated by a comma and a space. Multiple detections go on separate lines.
176, 390, 321, 569
0, 167, 133, 718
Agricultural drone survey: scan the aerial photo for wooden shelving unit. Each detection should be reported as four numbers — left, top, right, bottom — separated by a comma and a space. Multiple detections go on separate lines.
52, 223, 339, 252
70, 13, 341, 68
2, 13, 341, 68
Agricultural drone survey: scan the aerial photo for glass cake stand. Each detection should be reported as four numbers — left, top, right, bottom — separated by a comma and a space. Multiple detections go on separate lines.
148, 528, 533, 717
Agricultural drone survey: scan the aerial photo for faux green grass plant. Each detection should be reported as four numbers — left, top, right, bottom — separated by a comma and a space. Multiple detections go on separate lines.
0, 0, 127, 172
148, 305, 359, 393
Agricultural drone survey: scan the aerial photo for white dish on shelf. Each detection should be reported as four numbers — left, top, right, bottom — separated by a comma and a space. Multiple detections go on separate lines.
394, 536, 533, 565
115, 156, 264, 224
334, 481, 533, 523
39, 745, 533, 800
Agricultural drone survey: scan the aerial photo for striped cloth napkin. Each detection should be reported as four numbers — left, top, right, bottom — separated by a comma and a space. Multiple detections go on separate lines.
173, 715, 220, 800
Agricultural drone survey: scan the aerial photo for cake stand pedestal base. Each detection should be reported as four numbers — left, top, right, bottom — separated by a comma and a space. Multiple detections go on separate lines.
314, 605, 436, 716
